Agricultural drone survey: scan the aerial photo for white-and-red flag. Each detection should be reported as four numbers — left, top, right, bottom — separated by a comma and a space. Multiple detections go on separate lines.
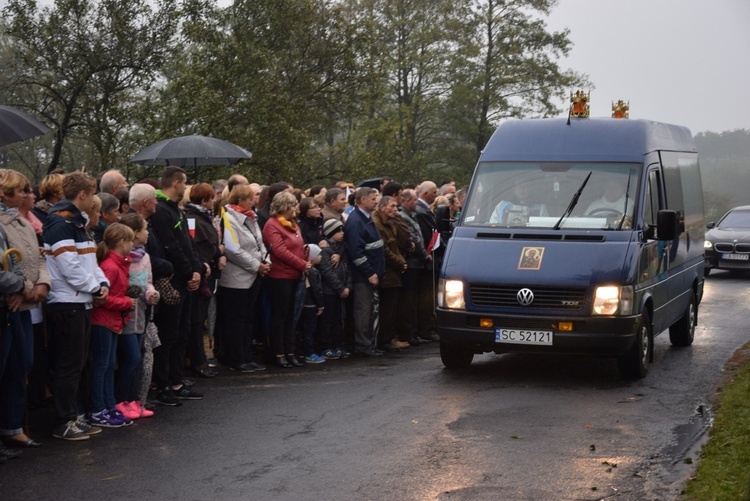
427, 229, 440, 254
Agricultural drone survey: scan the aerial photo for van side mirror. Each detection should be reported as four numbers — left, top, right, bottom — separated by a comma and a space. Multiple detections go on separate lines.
657, 209, 678, 241
435, 204, 453, 235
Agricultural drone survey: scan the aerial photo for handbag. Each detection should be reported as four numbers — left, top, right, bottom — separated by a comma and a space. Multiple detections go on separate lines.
153, 276, 181, 305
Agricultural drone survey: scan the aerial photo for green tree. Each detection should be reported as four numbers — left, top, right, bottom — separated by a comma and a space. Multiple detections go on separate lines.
155, 0, 369, 186
2, 0, 179, 174
444, 0, 587, 174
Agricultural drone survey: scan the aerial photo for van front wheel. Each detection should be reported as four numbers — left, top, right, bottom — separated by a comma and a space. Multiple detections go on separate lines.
618, 311, 651, 379
440, 342, 474, 369
669, 292, 697, 347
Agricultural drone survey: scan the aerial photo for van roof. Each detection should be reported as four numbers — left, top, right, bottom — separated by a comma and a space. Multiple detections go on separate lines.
481, 118, 695, 163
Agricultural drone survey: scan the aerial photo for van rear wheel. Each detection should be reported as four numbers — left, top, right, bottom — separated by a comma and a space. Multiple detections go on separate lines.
669, 292, 697, 346
440, 341, 474, 369
618, 310, 651, 379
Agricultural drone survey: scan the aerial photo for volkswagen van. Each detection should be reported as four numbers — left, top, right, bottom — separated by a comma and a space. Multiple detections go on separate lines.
436, 118, 705, 378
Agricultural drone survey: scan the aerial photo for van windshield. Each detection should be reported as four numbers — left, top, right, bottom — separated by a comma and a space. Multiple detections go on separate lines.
462, 162, 641, 230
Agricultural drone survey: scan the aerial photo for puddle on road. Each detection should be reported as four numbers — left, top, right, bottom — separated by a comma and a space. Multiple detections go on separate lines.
661, 404, 713, 465
644, 404, 713, 498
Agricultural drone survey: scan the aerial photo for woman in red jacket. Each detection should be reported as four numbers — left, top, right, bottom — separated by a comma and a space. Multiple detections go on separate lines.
262, 191, 311, 367
89, 223, 136, 428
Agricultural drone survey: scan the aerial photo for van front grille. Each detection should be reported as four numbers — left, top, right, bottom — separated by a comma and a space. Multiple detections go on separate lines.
469, 284, 587, 310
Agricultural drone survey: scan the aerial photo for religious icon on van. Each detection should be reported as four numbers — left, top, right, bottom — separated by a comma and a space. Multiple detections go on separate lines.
518, 247, 544, 270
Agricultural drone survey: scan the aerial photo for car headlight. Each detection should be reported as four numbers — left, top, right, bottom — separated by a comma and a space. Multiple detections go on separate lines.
592, 285, 633, 316
704, 240, 713, 249
438, 279, 465, 309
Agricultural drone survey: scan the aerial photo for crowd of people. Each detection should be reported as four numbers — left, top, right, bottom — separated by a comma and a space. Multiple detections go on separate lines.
0, 166, 466, 461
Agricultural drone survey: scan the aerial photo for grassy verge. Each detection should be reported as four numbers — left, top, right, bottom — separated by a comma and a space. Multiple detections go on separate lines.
684, 343, 750, 500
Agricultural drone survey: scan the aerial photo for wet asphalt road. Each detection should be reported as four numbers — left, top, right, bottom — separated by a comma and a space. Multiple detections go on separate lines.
1, 271, 748, 500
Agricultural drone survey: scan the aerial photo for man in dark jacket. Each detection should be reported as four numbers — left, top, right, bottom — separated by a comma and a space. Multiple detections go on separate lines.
399, 189, 432, 345
414, 181, 438, 342
149, 167, 204, 405
344, 187, 385, 356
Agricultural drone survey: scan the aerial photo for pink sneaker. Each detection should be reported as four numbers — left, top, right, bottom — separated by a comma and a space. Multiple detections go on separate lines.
130, 401, 154, 418
115, 401, 140, 420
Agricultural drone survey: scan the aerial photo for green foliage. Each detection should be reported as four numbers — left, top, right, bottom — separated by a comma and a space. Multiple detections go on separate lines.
684, 345, 750, 500
2, 0, 587, 186
2, 0, 179, 175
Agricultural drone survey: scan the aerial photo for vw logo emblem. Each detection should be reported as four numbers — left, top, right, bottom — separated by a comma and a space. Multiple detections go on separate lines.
517, 288, 534, 306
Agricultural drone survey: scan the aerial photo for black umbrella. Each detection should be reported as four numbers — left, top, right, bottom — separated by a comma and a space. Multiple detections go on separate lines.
0, 105, 52, 148
130, 134, 252, 167
355, 177, 382, 189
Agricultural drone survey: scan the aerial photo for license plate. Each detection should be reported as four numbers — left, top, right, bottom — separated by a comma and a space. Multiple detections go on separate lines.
722, 253, 749, 261
495, 328, 553, 346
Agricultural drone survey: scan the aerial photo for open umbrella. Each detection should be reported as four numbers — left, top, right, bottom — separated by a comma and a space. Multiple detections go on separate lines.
130, 134, 252, 167
0, 105, 52, 148
355, 177, 382, 189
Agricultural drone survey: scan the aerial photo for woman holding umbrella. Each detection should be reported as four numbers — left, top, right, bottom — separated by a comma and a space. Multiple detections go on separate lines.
0, 169, 50, 450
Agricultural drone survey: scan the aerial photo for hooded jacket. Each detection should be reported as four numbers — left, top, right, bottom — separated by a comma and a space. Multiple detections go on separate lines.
149, 190, 202, 288
43, 199, 108, 307
92, 250, 132, 333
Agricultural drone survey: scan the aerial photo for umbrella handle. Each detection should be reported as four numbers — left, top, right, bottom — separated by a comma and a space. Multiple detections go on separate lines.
2, 248, 22, 271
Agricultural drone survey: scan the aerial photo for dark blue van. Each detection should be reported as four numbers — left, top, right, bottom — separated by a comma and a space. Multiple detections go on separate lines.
436, 118, 705, 378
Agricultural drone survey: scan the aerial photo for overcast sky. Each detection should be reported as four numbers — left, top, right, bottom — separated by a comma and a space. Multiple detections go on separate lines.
6, 0, 748, 135
544, 0, 750, 134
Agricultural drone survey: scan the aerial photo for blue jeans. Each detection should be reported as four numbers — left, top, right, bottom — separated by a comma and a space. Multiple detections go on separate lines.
0, 311, 33, 435
90, 325, 118, 413
115, 333, 142, 403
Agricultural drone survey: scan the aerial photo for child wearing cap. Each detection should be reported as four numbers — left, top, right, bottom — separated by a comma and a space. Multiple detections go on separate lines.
299, 244, 325, 363
317, 219, 352, 359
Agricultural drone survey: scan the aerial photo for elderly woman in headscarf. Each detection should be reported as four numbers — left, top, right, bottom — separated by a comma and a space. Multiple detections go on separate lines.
0, 169, 51, 451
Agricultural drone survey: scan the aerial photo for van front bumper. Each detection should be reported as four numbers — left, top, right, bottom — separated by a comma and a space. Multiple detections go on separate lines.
437, 308, 640, 356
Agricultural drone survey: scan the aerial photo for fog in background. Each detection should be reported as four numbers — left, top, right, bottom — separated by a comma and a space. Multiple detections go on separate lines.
545, 0, 750, 134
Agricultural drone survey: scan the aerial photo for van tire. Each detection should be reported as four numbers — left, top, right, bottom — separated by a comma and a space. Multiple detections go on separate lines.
440, 342, 474, 369
669, 292, 697, 346
618, 310, 651, 379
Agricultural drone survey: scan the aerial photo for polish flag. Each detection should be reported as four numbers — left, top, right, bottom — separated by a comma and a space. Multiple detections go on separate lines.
427, 229, 440, 254
187, 218, 196, 238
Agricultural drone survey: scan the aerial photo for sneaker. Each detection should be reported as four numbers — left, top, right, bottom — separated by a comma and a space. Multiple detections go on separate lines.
246, 361, 266, 371
130, 401, 154, 418
322, 349, 341, 360
182, 378, 196, 387
90, 410, 125, 428
115, 401, 140, 421
156, 388, 183, 406
108, 408, 133, 427
335, 347, 351, 359
305, 354, 326, 364
76, 415, 102, 435
230, 363, 256, 373
53, 421, 90, 441
173, 386, 203, 400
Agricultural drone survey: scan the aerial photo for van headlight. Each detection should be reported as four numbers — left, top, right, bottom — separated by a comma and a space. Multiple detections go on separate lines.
592, 285, 633, 315
438, 279, 465, 309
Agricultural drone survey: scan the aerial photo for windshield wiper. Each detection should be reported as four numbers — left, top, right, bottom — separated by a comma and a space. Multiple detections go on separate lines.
615, 170, 633, 230
552, 172, 592, 230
